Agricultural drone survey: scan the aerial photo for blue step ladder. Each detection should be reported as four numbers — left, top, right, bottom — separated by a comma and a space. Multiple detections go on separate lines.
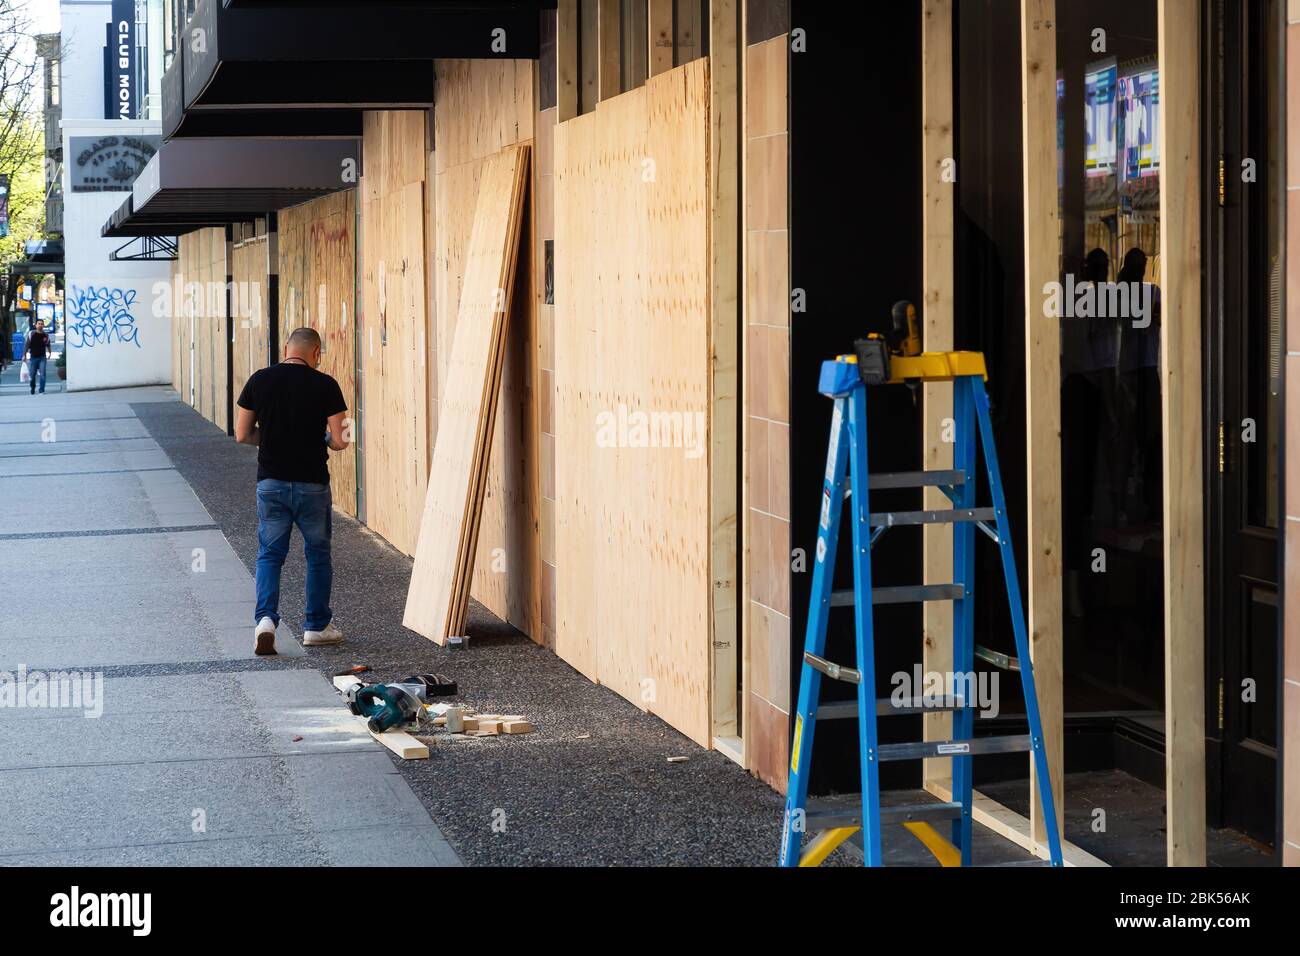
779, 349, 1063, 868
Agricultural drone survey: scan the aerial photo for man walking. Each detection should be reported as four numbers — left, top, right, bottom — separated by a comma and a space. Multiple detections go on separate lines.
23, 319, 51, 395
235, 327, 349, 655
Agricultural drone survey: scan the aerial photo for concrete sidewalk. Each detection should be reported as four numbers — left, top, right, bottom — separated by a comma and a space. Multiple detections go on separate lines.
0, 367, 458, 866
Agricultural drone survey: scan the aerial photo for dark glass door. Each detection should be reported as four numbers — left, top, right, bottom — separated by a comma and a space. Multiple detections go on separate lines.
1205, 0, 1282, 847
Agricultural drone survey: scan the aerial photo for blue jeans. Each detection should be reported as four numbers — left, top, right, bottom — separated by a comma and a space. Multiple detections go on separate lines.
28, 356, 46, 393
254, 480, 334, 631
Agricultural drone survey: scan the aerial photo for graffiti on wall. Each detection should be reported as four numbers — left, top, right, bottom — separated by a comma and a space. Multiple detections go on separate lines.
67, 285, 142, 349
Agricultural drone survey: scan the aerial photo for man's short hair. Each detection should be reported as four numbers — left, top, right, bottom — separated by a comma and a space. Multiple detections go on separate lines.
286, 327, 321, 352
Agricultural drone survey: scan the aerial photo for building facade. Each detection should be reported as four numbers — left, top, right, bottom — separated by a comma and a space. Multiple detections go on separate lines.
128, 0, 1297, 867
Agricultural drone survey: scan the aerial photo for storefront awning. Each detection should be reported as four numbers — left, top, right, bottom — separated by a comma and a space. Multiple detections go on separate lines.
162, 0, 542, 140
101, 138, 360, 238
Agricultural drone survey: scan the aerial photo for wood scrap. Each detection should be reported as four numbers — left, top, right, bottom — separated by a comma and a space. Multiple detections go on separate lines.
402, 144, 532, 643
502, 720, 533, 735
330, 675, 430, 760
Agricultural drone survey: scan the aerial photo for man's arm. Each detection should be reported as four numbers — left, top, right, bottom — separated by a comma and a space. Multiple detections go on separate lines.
234, 407, 260, 446
325, 411, 349, 451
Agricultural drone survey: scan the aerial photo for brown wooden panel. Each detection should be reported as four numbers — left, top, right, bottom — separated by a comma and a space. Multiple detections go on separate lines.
555, 59, 712, 746
278, 191, 359, 515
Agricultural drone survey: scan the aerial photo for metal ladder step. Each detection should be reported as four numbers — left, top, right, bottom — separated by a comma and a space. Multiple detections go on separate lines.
867, 469, 967, 490
975, 644, 1020, 671
869, 507, 996, 528
806, 800, 963, 830
818, 697, 969, 719
877, 735, 1032, 762
831, 584, 965, 606
803, 652, 859, 684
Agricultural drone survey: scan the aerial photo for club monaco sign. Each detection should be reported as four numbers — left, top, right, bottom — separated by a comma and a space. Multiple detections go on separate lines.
103, 0, 137, 121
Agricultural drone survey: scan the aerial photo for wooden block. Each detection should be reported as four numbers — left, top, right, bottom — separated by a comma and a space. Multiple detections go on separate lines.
477, 720, 503, 735
368, 726, 429, 760
462, 717, 480, 732
502, 720, 533, 735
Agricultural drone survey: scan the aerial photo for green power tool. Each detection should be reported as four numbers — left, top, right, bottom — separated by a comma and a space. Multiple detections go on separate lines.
345, 683, 422, 734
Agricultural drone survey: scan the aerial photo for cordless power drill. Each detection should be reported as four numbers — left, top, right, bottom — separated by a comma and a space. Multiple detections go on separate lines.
853, 300, 922, 386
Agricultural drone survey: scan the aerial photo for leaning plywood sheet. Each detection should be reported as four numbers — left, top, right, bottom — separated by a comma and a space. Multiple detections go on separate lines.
554, 60, 711, 746
403, 144, 531, 643
433, 59, 541, 645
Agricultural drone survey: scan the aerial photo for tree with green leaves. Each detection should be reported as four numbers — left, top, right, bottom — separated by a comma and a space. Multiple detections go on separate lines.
0, 0, 46, 265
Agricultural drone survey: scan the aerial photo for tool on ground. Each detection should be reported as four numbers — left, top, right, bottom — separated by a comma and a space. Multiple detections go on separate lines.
345, 682, 423, 734
780, 325, 1062, 868
396, 673, 458, 701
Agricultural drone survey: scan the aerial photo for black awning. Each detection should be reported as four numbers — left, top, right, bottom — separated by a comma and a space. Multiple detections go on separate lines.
163, 37, 367, 140
4, 260, 64, 276
101, 138, 359, 238
177, 0, 539, 117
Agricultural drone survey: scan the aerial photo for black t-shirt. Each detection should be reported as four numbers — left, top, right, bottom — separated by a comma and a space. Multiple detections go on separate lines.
27, 331, 49, 358
237, 362, 347, 485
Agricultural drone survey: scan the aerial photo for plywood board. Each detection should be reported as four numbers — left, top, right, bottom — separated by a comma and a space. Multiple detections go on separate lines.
215, 230, 231, 435
231, 236, 268, 400
554, 59, 712, 746
359, 111, 429, 554
403, 144, 531, 642
187, 227, 228, 431
171, 256, 183, 396
434, 59, 540, 642
278, 191, 358, 516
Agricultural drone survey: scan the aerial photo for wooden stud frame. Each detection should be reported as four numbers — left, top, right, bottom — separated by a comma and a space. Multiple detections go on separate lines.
709, 0, 741, 746
598, 0, 621, 101
649, 0, 674, 77
558, 0, 579, 121
1157, 0, 1207, 867
1020, 0, 1065, 851
920, 0, 956, 795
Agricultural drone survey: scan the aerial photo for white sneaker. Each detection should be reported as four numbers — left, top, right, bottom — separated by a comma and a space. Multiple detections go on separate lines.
303, 621, 344, 646
254, 617, 277, 656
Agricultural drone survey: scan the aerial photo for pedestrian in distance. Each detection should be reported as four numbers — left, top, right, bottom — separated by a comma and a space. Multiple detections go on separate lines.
23, 319, 51, 395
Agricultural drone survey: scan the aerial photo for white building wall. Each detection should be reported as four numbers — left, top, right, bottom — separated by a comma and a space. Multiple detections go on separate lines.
58, 0, 112, 122
61, 119, 172, 391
